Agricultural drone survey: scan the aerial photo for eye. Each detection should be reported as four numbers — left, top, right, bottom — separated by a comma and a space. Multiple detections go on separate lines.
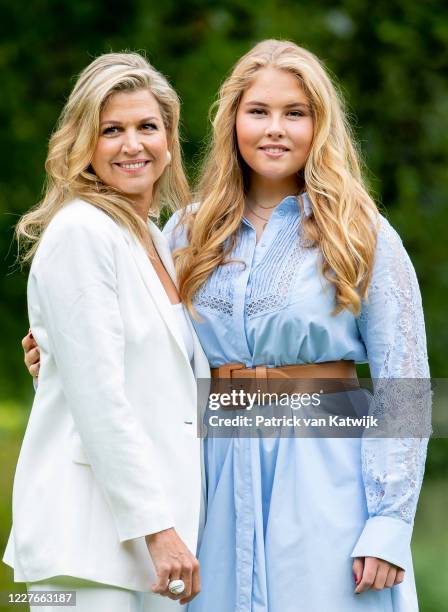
248, 108, 267, 115
141, 122, 158, 131
287, 110, 306, 118
102, 126, 120, 135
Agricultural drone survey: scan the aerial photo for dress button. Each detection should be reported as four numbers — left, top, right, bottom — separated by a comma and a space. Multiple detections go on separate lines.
277, 210, 285, 217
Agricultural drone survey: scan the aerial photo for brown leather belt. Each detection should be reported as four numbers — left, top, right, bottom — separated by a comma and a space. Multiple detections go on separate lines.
211, 360, 357, 380
210, 360, 359, 396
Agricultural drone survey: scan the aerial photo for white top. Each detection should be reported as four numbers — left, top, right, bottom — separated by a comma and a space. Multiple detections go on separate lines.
171, 302, 194, 362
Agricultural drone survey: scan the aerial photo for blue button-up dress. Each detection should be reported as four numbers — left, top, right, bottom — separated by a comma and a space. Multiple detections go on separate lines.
163, 194, 429, 612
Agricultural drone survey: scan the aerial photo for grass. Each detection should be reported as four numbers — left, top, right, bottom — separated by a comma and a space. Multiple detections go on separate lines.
412, 477, 448, 611
0, 403, 446, 611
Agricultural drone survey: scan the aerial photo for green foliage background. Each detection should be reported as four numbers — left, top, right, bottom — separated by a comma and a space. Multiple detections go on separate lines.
0, 1, 447, 610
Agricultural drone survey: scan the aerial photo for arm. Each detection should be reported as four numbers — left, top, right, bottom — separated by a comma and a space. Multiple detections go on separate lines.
32, 213, 175, 542
26, 205, 186, 380
352, 217, 430, 577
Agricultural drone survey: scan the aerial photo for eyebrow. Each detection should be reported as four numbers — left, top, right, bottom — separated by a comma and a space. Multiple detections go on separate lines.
243, 101, 311, 110
100, 116, 159, 126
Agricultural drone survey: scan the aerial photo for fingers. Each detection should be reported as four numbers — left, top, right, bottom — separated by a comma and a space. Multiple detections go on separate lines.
179, 559, 193, 601
146, 530, 200, 602
352, 557, 364, 588
29, 362, 40, 378
23, 331, 40, 378
180, 558, 200, 605
395, 569, 405, 585
22, 331, 37, 353
164, 561, 185, 602
355, 557, 379, 593
385, 566, 397, 588
151, 562, 170, 596
25, 347, 40, 378
25, 347, 40, 368
355, 557, 405, 594
151, 558, 195, 602
373, 561, 391, 591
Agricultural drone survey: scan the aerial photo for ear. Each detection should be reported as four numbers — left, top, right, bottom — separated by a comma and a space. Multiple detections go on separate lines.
166, 151, 172, 164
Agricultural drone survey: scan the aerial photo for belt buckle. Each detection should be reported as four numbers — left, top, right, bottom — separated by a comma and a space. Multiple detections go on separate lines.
213, 363, 245, 402
219, 363, 246, 378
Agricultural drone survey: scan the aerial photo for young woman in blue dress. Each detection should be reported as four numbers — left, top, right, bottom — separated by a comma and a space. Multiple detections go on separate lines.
23, 40, 429, 611
163, 39, 429, 611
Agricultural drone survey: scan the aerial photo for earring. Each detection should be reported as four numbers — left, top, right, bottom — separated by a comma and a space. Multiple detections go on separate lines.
166, 151, 172, 164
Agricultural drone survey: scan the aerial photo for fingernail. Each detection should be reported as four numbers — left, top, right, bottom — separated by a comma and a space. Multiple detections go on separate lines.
36, 347, 40, 353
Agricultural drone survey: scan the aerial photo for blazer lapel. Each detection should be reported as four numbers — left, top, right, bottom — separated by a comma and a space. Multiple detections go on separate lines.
126, 224, 189, 364
147, 222, 211, 378
148, 222, 211, 378
147, 220, 178, 286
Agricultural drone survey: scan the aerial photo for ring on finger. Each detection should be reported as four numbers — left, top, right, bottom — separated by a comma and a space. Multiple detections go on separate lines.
168, 579, 185, 596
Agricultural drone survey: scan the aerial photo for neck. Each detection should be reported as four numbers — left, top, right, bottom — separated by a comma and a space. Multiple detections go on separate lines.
129, 194, 152, 223
246, 175, 301, 207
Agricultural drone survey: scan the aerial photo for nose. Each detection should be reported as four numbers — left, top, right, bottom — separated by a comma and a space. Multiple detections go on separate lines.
265, 114, 285, 139
122, 129, 144, 155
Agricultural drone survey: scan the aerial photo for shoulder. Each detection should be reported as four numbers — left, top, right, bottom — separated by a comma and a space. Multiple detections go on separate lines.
163, 202, 199, 233
49, 199, 120, 235
376, 214, 403, 246
34, 199, 123, 264
369, 213, 418, 285
162, 202, 198, 251
374, 214, 409, 263
42, 199, 123, 245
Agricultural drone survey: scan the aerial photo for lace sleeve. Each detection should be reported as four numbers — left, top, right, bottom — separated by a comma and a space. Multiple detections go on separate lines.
352, 216, 431, 569
358, 216, 429, 380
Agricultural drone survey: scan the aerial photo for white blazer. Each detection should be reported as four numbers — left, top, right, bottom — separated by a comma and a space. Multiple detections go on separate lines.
3, 199, 210, 597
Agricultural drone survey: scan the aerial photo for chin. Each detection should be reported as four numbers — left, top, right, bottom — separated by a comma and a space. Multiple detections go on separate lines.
257, 169, 294, 181
117, 182, 151, 194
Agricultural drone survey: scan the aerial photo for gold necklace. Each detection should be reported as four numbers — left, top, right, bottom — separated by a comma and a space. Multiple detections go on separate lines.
250, 193, 301, 209
251, 200, 279, 210
247, 204, 270, 222
246, 205, 271, 232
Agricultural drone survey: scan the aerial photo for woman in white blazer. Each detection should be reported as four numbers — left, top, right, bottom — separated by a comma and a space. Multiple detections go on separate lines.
3, 52, 209, 612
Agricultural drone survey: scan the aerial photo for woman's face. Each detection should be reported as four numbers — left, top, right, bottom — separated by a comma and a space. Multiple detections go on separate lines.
91, 89, 169, 206
235, 67, 314, 188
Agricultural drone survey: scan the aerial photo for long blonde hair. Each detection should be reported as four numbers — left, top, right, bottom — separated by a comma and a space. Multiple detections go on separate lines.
16, 52, 190, 263
175, 39, 379, 315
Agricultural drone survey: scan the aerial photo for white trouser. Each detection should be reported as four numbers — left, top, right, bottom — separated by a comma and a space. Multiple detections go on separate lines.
27, 578, 178, 612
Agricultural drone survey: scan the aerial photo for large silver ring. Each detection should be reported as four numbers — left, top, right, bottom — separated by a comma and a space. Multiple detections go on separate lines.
168, 579, 185, 595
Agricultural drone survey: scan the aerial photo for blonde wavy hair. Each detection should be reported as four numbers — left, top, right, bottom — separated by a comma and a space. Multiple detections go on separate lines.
16, 52, 190, 264
175, 39, 379, 315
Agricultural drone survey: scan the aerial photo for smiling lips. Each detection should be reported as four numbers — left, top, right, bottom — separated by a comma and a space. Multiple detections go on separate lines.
259, 144, 290, 158
114, 160, 151, 173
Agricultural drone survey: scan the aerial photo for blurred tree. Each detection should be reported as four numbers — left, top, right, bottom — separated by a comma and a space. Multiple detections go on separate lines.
0, 3, 447, 609
1, 0, 447, 466
0, 0, 139, 400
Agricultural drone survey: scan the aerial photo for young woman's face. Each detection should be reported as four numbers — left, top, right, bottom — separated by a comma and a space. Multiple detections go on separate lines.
236, 67, 314, 186
91, 89, 169, 205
